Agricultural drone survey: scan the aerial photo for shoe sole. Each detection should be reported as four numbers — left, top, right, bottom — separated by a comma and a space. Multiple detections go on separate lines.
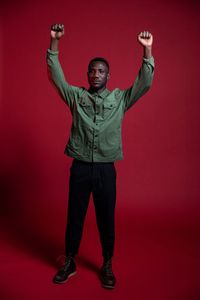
102, 284, 115, 289
53, 271, 77, 284
99, 275, 115, 289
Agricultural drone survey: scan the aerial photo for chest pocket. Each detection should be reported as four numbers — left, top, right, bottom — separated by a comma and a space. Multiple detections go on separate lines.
79, 98, 94, 117
103, 101, 117, 119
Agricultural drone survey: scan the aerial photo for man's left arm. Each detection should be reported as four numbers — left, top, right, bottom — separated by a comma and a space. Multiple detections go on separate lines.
122, 31, 154, 111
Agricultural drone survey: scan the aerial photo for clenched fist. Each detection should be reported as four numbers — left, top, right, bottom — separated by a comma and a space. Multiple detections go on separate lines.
51, 23, 65, 40
137, 31, 153, 47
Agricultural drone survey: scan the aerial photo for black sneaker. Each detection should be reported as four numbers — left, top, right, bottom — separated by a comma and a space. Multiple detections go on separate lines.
99, 259, 116, 289
53, 256, 76, 284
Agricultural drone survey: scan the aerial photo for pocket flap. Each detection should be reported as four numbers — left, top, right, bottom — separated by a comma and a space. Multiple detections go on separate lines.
103, 102, 117, 109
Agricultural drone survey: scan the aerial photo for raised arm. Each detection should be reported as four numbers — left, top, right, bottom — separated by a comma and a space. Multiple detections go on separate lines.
122, 31, 154, 111
46, 24, 80, 109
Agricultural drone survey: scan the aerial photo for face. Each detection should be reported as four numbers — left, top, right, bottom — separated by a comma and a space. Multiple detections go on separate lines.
87, 61, 110, 92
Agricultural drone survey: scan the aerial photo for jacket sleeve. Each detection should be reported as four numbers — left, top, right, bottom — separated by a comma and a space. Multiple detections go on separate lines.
46, 49, 80, 110
121, 56, 155, 111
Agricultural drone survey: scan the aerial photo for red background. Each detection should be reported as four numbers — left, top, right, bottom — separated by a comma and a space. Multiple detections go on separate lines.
0, 0, 200, 299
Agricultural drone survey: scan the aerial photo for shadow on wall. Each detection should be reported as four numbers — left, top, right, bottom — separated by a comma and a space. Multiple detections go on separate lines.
0, 128, 101, 275
0, 128, 63, 268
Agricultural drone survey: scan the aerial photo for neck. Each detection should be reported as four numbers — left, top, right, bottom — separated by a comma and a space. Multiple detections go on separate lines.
89, 86, 106, 94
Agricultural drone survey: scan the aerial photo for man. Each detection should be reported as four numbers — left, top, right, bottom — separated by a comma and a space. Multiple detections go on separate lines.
46, 23, 154, 289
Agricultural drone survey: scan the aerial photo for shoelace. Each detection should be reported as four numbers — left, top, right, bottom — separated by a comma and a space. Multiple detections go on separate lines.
104, 260, 113, 276
56, 255, 73, 270
63, 257, 73, 271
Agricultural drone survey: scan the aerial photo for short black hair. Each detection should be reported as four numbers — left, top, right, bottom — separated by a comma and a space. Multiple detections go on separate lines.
88, 57, 110, 72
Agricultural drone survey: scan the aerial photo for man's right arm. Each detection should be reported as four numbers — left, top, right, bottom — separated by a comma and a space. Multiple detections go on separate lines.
46, 24, 80, 109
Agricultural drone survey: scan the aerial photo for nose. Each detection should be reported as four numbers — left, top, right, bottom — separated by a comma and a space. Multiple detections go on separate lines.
93, 70, 100, 78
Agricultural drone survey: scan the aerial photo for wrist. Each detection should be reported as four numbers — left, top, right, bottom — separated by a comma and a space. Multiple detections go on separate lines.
143, 46, 152, 59
50, 38, 59, 51
50, 37, 59, 42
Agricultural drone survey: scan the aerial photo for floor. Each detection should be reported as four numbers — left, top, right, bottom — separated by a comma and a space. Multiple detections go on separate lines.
0, 210, 200, 300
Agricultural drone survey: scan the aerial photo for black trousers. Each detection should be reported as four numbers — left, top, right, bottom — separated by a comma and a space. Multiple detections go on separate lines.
65, 159, 116, 259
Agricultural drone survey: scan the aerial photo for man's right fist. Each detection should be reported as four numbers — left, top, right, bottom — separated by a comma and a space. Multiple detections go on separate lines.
51, 24, 64, 40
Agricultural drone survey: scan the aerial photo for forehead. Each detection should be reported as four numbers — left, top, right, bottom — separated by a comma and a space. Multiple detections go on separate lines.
89, 61, 108, 71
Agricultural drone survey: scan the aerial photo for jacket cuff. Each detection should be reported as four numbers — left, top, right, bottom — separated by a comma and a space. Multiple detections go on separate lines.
143, 56, 154, 68
47, 49, 59, 55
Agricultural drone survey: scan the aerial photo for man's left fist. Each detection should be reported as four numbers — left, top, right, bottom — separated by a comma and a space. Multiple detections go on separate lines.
137, 31, 153, 47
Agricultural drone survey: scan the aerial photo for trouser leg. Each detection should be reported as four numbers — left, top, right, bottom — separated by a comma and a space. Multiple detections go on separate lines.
65, 160, 92, 256
92, 163, 116, 260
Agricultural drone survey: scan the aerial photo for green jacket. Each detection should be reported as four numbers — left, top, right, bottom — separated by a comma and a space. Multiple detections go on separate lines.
46, 49, 154, 162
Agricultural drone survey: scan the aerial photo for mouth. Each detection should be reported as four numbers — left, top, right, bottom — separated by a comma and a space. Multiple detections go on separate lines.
92, 81, 101, 84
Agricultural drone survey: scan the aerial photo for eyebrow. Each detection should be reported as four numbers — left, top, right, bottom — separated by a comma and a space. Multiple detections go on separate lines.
90, 67, 105, 70
89, 66, 107, 71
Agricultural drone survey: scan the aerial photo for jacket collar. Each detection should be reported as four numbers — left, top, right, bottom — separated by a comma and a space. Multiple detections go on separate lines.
88, 88, 110, 99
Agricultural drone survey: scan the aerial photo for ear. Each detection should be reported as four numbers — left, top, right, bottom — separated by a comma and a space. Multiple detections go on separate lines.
107, 73, 110, 80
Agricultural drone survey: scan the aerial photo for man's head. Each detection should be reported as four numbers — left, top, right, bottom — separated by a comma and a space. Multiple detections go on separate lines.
87, 57, 110, 92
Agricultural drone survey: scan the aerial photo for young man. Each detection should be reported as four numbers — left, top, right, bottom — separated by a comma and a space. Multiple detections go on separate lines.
46, 23, 154, 289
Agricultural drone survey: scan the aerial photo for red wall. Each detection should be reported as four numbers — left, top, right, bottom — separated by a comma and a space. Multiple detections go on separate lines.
1, 0, 200, 253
